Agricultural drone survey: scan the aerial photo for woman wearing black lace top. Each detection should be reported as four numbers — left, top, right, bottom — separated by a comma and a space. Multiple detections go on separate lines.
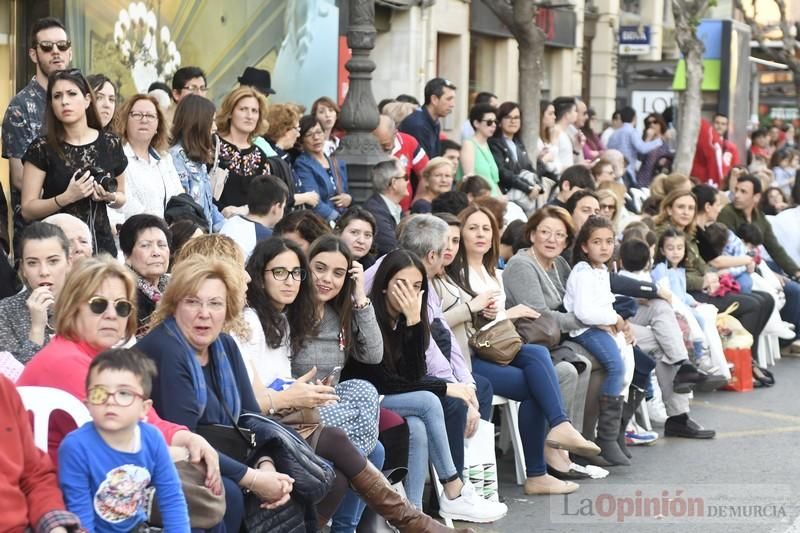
21, 69, 127, 257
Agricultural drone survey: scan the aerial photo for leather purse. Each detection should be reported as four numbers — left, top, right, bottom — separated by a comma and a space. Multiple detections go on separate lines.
469, 319, 522, 365
196, 422, 256, 463
276, 406, 321, 440
515, 315, 561, 348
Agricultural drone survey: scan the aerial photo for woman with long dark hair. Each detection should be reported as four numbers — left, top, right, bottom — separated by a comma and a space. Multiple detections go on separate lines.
21, 69, 127, 257
169, 94, 225, 232
343, 249, 509, 523
240, 237, 468, 532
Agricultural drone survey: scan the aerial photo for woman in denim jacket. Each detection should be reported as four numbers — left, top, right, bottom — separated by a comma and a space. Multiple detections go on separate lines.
169, 94, 224, 232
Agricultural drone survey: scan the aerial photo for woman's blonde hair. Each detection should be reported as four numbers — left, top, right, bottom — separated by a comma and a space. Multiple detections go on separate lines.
654, 189, 698, 235
171, 234, 249, 337
266, 103, 301, 142
150, 255, 245, 334
54, 254, 137, 342
382, 101, 416, 126
422, 156, 455, 181
215, 86, 269, 141
595, 188, 621, 226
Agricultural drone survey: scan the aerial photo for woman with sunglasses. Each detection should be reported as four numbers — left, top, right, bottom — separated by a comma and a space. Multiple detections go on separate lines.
17, 256, 225, 514
109, 94, 183, 227
21, 69, 128, 257
637, 113, 672, 187
488, 101, 543, 208
293, 115, 351, 223
458, 103, 500, 196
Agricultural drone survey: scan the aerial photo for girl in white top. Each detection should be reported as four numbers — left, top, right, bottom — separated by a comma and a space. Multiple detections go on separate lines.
563, 215, 633, 466
446, 205, 602, 495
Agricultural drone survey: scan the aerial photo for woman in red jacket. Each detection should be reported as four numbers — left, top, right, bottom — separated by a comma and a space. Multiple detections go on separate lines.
0, 374, 82, 532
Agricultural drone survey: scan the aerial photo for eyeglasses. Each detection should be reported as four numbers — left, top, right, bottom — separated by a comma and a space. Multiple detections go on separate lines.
181, 297, 226, 312
599, 204, 616, 211
87, 386, 147, 407
537, 228, 568, 242
304, 130, 325, 139
182, 85, 207, 94
266, 267, 307, 281
392, 174, 408, 182
481, 119, 497, 126
36, 40, 71, 53
88, 297, 133, 317
129, 111, 158, 122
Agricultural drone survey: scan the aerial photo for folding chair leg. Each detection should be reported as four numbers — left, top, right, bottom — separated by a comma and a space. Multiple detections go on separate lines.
503, 400, 527, 486
429, 463, 454, 528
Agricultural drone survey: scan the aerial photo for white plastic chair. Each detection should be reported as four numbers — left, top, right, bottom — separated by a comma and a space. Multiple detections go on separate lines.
491, 395, 526, 486
17, 386, 91, 452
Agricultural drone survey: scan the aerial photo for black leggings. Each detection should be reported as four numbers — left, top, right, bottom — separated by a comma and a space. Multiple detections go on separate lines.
313, 426, 369, 520
692, 290, 774, 361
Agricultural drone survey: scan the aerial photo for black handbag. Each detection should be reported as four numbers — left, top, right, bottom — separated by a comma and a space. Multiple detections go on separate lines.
196, 355, 257, 463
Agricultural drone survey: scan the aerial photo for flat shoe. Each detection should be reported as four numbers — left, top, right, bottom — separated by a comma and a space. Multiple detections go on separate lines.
547, 465, 591, 481
545, 424, 601, 457
524, 476, 579, 495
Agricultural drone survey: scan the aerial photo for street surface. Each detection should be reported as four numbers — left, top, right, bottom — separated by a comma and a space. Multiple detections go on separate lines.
457, 356, 800, 533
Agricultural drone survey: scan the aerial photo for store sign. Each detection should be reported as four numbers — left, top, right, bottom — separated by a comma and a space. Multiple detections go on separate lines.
619, 25, 651, 55
631, 90, 676, 134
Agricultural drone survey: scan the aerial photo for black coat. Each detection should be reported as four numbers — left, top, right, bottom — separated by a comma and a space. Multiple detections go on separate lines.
363, 193, 399, 257
488, 136, 538, 194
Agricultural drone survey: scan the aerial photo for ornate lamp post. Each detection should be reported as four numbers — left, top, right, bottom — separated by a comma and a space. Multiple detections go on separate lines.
336, 0, 389, 205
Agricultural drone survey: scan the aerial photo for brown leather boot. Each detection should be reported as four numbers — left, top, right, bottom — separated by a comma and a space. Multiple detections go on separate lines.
350, 462, 475, 533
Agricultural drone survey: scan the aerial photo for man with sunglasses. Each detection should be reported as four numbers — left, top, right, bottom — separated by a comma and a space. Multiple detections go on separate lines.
2, 17, 72, 253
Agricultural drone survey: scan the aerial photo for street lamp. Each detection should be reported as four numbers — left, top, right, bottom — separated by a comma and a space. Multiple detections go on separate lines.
336, 0, 390, 205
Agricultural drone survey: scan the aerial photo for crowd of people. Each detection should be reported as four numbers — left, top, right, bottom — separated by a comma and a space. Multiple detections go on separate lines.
2, 15, 800, 533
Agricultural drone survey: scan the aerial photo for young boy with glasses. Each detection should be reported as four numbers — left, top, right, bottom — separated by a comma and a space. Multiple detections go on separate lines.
58, 348, 189, 532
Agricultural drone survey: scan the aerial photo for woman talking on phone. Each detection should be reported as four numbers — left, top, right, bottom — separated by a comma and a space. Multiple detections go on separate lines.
21, 69, 127, 257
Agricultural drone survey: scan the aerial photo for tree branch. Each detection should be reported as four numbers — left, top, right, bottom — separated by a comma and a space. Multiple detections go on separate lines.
735, 0, 793, 66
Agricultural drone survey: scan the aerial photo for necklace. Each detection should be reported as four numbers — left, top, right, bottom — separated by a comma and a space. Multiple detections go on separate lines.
528, 248, 563, 293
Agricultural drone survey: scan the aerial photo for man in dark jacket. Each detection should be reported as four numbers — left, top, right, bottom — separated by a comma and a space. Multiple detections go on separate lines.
398, 77, 456, 157
363, 158, 408, 256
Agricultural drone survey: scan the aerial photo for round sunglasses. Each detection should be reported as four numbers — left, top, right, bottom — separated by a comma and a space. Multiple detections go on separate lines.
88, 297, 133, 317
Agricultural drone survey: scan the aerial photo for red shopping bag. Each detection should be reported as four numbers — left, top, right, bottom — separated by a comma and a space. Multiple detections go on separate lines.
722, 348, 753, 392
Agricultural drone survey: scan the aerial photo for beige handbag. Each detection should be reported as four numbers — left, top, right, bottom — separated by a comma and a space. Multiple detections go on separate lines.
469, 319, 522, 365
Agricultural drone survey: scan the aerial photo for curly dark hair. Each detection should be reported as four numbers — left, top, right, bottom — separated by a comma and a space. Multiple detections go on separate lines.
246, 238, 318, 353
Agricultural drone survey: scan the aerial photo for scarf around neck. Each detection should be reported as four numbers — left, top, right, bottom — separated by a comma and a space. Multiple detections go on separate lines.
163, 316, 242, 422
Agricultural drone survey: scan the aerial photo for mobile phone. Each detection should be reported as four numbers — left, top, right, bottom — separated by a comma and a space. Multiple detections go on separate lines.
320, 366, 342, 384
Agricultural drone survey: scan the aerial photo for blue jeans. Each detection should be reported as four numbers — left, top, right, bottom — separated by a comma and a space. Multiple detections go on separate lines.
632, 345, 656, 391
472, 344, 569, 477
780, 279, 800, 342
474, 372, 493, 420
330, 441, 385, 533
572, 328, 625, 396
380, 391, 458, 508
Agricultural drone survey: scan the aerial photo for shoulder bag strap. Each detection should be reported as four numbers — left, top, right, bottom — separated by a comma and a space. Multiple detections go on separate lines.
206, 354, 255, 446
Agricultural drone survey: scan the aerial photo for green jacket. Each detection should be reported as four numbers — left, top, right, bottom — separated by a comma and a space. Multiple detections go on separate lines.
717, 204, 799, 276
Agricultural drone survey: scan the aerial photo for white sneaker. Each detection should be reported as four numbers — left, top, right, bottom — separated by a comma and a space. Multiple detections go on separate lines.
439, 481, 508, 523
646, 397, 667, 426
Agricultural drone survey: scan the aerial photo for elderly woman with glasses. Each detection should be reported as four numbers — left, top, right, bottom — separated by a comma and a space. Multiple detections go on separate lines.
109, 94, 183, 227
293, 115, 351, 223
17, 256, 224, 515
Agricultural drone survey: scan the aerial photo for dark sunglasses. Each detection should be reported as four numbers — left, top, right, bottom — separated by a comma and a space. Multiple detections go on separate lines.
36, 40, 71, 53
88, 297, 133, 317
482, 119, 497, 126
